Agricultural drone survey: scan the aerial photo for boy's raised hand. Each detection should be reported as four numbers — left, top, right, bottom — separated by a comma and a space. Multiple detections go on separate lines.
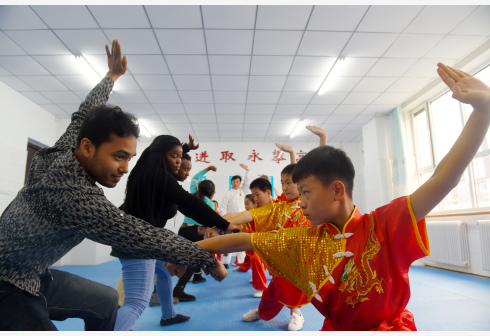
306, 125, 328, 146
437, 63, 490, 109
411, 63, 490, 222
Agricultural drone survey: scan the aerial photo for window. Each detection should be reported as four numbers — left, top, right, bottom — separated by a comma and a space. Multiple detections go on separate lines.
412, 64, 490, 213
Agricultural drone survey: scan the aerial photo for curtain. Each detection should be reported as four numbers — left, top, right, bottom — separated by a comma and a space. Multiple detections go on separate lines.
390, 105, 408, 197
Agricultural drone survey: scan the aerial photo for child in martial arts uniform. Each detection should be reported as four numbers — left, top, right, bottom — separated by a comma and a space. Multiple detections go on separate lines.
198, 64, 490, 330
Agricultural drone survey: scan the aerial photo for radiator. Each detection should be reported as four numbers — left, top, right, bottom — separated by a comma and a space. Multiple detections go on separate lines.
477, 220, 490, 271
426, 221, 470, 267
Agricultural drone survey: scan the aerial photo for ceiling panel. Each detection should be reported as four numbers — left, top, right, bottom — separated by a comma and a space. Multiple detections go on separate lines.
245, 104, 276, 115
250, 56, 295, 76
208, 56, 251, 75
424, 35, 486, 59
405, 6, 477, 35
253, 31, 303, 55
367, 58, 418, 77
0, 6, 47, 30
188, 115, 217, 123
0, 76, 33, 91
173, 75, 211, 91
384, 34, 446, 58
103, 29, 161, 54
215, 104, 245, 114
353, 77, 397, 93
165, 55, 209, 75
153, 103, 186, 115
88, 5, 150, 29
298, 31, 352, 56
146, 5, 202, 29
1, 4, 488, 143
19, 75, 67, 91
5, 30, 70, 55
109, 90, 150, 104
127, 55, 169, 75
283, 76, 323, 92
54, 30, 111, 55
247, 91, 281, 104
0, 32, 27, 56
256, 5, 313, 30
202, 5, 256, 29
40, 91, 82, 104
205, 30, 254, 55
275, 104, 307, 115
248, 76, 287, 91
357, 6, 423, 33
213, 91, 247, 104
307, 6, 368, 31
211, 75, 249, 91
32, 5, 98, 29
184, 104, 215, 114
304, 105, 337, 115
244, 114, 273, 123
342, 32, 398, 57
155, 29, 206, 54
452, 6, 490, 36
179, 91, 214, 104
134, 75, 176, 91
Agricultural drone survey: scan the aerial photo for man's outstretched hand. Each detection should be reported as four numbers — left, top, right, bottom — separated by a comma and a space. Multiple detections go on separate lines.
105, 39, 127, 82
203, 260, 228, 282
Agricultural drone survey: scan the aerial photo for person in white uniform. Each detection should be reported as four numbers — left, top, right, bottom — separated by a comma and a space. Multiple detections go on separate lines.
219, 163, 251, 267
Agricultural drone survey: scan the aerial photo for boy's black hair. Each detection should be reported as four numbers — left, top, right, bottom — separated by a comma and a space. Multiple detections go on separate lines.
245, 194, 255, 204
281, 163, 296, 176
212, 200, 218, 205
292, 145, 355, 198
231, 175, 242, 182
182, 153, 191, 161
249, 177, 272, 193
76, 105, 139, 148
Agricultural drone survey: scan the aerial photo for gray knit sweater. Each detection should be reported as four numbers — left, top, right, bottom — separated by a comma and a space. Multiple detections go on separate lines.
0, 77, 217, 296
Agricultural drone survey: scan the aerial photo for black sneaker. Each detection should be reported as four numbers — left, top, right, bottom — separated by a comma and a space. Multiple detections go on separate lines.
149, 292, 160, 307
192, 273, 206, 284
173, 285, 196, 302
224, 264, 229, 269
160, 314, 190, 326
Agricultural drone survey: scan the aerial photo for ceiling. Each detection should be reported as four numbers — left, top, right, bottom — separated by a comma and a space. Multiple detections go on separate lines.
0, 5, 489, 143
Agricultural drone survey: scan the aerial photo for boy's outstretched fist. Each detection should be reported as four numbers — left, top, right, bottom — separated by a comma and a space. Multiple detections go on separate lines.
437, 63, 490, 109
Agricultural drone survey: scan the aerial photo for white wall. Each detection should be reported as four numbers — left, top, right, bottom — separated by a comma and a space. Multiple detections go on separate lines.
362, 115, 395, 211
0, 81, 59, 213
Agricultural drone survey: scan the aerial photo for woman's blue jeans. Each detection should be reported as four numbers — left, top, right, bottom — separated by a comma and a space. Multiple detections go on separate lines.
114, 259, 176, 331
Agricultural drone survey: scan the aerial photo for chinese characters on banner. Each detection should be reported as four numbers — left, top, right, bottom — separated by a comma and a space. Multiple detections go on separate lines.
220, 151, 236, 163
296, 150, 307, 162
248, 150, 263, 162
195, 151, 210, 163
194, 149, 308, 164
272, 150, 286, 164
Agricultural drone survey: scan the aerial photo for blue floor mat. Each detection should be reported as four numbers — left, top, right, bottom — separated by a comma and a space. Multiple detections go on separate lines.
51, 261, 490, 331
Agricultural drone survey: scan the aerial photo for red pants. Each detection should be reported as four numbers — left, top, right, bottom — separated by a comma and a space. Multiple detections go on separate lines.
258, 276, 309, 321
239, 254, 251, 272
241, 251, 267, 291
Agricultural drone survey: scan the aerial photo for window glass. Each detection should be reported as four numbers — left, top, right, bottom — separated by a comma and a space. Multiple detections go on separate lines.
439, 169, 473, 211
472, 155, 490, 208
430, 91, 463, 164
413, 109, 433, 169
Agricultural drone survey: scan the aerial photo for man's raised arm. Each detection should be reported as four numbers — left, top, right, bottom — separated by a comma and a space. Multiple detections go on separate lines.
54, 39, 127, 150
